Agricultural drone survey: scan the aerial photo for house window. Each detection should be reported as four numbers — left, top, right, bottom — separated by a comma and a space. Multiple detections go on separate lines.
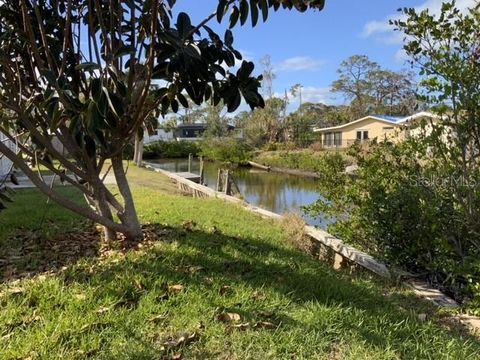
324, 132, 333, 146
356, 130, 369, 141
334, 132, 342, 147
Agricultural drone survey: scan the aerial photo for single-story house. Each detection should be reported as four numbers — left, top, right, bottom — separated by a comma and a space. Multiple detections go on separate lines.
313, 112, 439, 149
143, 129, 174, 144
173, 123, 235, 141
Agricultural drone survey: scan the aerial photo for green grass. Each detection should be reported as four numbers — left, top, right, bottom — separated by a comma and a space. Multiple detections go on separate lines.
0, 166, 479, 359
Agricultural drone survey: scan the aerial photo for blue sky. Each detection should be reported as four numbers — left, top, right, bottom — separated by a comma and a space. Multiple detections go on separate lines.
174, 0, 476, 110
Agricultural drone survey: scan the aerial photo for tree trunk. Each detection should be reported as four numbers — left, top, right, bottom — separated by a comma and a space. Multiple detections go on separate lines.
112, 155, 143, 241
133, 132, 144, 166
95, 189, 117, 243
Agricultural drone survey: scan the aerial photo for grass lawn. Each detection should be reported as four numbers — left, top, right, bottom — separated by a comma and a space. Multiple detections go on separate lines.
1, 165, 479, 359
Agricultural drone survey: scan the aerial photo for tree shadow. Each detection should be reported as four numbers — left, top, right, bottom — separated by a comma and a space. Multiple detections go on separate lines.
0, 221, 101, 282
57, 223, 480, 358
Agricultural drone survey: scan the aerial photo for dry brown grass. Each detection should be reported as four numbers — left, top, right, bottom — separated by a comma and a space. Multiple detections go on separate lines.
308, 141, 325, 152
280, 212, 312, 253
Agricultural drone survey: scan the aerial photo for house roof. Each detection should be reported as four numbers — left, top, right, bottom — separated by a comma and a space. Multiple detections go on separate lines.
176, 123, 235, 129
176, 123, 208, 129
313, 111, 438, 133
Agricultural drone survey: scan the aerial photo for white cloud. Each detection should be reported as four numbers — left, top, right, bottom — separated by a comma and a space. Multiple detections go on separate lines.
362, 20, 392, 38
301, 86, 335, 104
275, 56, 324, 72
275, 86, 336, 105
394, 49, 410, 63
362, 0, 477, 44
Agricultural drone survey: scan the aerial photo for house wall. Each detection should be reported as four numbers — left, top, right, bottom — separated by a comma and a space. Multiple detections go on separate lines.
406, 117, 453, 148
318, 114, 442, 149
320, 118, 405, 148
339, 118, 404, 143
144, 129, 174, 144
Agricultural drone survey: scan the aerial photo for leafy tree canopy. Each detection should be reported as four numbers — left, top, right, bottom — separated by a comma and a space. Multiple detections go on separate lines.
331, 54, 418, 119
0, 0, 325, 240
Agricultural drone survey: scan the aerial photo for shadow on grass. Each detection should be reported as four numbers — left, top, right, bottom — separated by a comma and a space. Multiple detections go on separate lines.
56, 223, 480, 358
0, 221, 100, 282
0, 222, 179, 283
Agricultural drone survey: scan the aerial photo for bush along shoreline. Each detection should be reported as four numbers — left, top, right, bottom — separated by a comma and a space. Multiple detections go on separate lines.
306, 140, 480, 314
140, 140, 353, 176
143, 140, 200, 159
252, 148, 352, 175
141, 138, 252, 166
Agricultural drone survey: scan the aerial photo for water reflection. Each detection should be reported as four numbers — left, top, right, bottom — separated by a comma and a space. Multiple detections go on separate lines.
149, 158, 328, 227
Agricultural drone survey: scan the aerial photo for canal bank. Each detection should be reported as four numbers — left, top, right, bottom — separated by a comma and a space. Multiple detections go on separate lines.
147, 158, 328, 227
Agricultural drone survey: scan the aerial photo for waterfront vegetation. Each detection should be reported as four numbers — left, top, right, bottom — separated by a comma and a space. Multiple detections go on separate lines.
1, 166, 479, 359
252, 148, 349, 173
139, 138, 347, 173
143, 141, 200, 160
198, 137, 252, 165
309, 138, 480, 314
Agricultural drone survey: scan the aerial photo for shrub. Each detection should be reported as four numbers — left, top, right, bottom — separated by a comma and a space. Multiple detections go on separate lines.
253, 150, 349, 173
280, 213, 312, 253
308, 141, 324, 152
143, 141, 199, 159
307, 139, 480, 306
198, 137, 252, 164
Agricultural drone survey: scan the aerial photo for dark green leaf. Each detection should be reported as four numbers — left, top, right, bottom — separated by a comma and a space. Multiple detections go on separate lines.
259, 0, 268, 21
176, 12, 192, 38
177, 93, 189, 108
114, 45, 135, 58
91, 79, 102, 102
240, 0, 249, 25
171, 99, 179, 113
227, 90, 242, 112
216, 0, 228, 23
229, 6, 240, 28
75, 63, 101, 72
224, 29, 234, 47
250, 0, 259, 26
41, 70, 56, 85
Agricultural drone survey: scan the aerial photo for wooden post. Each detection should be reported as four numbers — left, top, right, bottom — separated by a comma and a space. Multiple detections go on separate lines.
231, 173, 241, 195
225, 170, 231, 195
199, 156, 204, 184
216, 169, 222, 192
188, 153, 192, 173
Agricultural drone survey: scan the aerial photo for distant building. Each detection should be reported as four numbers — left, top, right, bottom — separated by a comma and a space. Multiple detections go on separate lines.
143, 123, 237, 143
173, 123, 235, 141
313, 112, 439, 149
143, 129, 174, 144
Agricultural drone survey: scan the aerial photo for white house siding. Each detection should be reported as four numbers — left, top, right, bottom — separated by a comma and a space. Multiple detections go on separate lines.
144, 129, 174, 144
0, 131, 14, 177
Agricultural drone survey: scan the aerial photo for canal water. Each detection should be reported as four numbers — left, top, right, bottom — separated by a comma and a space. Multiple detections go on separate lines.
149, 158, 329, 227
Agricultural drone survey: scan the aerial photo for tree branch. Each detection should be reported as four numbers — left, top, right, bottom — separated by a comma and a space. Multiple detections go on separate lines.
0, 138, 128, 234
